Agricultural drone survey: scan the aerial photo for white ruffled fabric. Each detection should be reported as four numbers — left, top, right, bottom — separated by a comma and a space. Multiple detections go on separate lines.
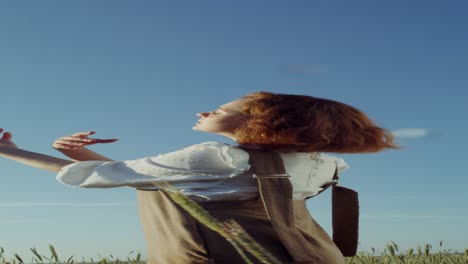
57, 142, 348, 201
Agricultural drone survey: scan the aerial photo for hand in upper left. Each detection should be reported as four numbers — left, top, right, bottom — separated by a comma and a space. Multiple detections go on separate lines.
52, 131, 118, 150
0, 128, 18, 149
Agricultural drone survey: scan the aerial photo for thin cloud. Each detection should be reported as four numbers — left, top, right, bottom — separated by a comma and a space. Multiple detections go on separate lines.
0, 202, 135, 207
391, 128, 430, 139
282, 64, 328, 75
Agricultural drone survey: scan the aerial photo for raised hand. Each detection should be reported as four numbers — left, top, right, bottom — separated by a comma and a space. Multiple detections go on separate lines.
0, 128, 17, 149
52, 131, 117, 161
52, 131, 117, 150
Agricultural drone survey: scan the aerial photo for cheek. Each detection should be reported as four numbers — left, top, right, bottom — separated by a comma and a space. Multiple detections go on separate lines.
222, 116, 246, 130
201, 117, 226, 130
202, 114, 246, 133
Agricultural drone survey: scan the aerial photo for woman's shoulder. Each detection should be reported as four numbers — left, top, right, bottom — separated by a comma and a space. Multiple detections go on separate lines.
180, 141, 247, 155
314, 153, 349, 172
188, 141, 250, 165
185, 141, 237, 149
150, 141, 250, 171
162, 142, 348, 173
277, 151, 349, 173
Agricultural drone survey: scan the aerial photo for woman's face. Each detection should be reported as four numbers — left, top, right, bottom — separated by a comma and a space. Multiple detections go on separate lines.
192, 99, 249, 140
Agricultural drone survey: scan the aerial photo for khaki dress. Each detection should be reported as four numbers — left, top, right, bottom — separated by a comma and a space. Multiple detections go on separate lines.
137, 148, 346, 264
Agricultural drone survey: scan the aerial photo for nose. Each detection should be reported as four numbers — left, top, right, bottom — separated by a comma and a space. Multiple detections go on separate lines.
197, 112, 210, 118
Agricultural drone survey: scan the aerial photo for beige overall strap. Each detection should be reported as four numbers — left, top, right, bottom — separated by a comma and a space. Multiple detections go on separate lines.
246, 149, 322, 263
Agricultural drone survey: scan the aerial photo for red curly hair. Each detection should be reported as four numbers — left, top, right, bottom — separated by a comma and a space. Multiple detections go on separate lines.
235, 91, 399, 153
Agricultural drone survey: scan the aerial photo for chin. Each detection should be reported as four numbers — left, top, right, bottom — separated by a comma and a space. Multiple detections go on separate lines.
192, 125, 205, 132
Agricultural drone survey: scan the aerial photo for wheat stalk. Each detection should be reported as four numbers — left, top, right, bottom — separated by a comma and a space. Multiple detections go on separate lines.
151, 181, 281, 264
1, 242, 467, 263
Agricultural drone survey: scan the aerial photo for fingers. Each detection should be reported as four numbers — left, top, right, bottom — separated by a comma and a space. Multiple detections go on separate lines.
62, 137, 117, 144
94, 139, 118, 143
0, 128, 12, 141
72, 131, 95, 137
52, 138, 90, 150
1, 132, 12, 141
53, 138, 117, 147
52, 142, 80, 150
52, 131, 117, 150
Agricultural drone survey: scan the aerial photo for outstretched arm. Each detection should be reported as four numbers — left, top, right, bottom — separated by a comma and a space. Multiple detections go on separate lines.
0, 129, 73, 172
52, 131, 117, 161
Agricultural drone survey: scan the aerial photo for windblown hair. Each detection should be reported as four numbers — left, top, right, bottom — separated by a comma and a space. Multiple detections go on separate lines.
235, 91, 399, 153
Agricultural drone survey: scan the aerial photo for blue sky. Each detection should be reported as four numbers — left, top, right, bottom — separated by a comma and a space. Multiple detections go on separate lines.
0, 0, 467, 260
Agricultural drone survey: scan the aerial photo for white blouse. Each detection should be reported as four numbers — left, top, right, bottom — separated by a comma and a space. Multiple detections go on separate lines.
57, 142, 349, 202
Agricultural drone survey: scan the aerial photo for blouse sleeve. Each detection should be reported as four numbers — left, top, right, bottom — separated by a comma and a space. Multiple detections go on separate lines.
335, 157, 349, 173
56, 142, 251, 189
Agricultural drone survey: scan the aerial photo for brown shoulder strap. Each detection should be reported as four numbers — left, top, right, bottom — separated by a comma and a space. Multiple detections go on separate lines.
246, 148, 360, 258
332, 167, 359, 256
243, 148, 322, 262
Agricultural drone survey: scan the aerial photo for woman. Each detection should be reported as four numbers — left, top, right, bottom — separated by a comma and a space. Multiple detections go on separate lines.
0, 91, 398, 263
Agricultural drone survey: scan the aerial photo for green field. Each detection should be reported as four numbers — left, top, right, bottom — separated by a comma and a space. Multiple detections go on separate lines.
345, 241, 467, 264
1, 242, 467, 264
